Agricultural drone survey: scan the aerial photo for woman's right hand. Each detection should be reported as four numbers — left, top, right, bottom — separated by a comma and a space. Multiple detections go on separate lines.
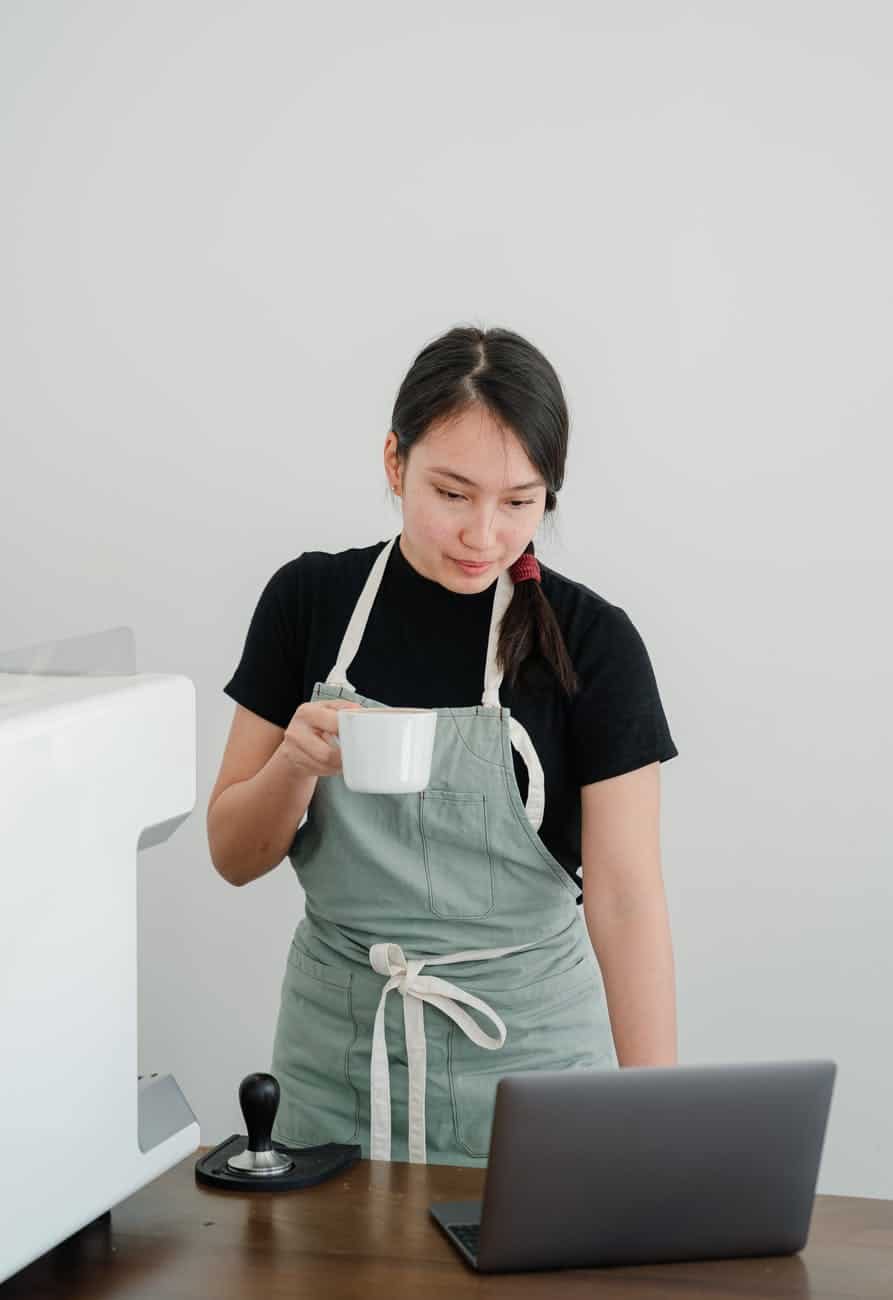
278, 698, 364, 778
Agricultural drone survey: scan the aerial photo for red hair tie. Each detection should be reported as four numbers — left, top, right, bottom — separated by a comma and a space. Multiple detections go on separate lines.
509, 553, 541, 584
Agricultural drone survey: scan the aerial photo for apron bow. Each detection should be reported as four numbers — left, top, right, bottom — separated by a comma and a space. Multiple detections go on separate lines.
368, 939, 535, 1163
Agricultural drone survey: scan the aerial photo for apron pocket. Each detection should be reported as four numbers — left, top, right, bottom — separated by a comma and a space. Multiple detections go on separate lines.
420, 789, 495, 919
271, 943, 360, 1146
447, 963, 615, 1158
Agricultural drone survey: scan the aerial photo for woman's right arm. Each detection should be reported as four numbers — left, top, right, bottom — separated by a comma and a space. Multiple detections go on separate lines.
207, 699, 362, 887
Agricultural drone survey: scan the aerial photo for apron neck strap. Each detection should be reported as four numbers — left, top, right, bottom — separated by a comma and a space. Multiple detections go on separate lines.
326, 534, 513, 708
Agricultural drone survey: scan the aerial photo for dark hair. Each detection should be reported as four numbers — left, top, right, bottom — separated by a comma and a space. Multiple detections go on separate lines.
389, 324, 579, 696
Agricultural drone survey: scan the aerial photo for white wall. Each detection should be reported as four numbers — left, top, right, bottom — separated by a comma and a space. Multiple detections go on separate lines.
2, 1, 890, 1197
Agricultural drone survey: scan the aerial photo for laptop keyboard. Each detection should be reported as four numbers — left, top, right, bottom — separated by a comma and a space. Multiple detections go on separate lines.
450, 1222, 480, 1257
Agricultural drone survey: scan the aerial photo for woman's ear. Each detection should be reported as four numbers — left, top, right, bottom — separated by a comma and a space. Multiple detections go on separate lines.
383, 431, 403, 496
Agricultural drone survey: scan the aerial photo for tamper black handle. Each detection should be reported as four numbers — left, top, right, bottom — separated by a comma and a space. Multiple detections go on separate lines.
239, 1072, 280, 1153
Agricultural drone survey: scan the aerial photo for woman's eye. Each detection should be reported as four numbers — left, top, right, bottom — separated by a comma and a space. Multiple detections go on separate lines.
435, 487, 534, 509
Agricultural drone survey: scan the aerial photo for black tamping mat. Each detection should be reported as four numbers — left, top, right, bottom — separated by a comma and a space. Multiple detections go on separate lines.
195, 1071, 361, 1192
195, 1134, 361, 1191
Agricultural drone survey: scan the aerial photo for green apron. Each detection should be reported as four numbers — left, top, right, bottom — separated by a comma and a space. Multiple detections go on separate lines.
270, 535, 617, 1166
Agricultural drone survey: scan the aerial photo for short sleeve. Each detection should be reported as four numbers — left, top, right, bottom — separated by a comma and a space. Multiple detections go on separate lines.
569, 606, 678, 786
222, 561, 306, 730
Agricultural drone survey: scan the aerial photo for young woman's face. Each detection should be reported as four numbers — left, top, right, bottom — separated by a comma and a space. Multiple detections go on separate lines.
384, 408, 548, 593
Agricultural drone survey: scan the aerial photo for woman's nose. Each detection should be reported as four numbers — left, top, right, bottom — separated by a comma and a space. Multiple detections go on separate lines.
459, 509, 498, 550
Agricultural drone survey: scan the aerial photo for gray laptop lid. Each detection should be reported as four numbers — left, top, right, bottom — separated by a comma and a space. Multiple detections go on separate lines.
437, 1059, 835, 1273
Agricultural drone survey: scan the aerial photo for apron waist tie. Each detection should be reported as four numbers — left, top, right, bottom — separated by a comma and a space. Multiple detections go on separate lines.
368, 938, 538, 1164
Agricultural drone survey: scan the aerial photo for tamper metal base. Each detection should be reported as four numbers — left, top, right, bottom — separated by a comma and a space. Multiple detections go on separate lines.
227, 1146, 294, 1175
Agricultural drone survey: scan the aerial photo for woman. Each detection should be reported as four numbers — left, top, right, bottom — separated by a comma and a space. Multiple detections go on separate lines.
207, 324, 679, 1167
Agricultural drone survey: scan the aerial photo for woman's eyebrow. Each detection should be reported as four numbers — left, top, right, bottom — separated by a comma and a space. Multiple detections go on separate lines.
428, 467, 544, 492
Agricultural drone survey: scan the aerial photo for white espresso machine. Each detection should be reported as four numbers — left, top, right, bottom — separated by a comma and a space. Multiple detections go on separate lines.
0, 627, 200, 1285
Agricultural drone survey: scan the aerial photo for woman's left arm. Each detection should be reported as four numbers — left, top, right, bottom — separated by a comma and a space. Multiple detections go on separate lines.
581, 761, 678, 1067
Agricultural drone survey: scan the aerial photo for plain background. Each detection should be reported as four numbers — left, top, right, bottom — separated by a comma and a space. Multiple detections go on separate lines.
2, 2, 890, 1198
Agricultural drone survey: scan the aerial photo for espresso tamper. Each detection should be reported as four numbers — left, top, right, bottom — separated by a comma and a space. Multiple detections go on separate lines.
195, 1071, 360, 1190
225, 1072, 294, 1176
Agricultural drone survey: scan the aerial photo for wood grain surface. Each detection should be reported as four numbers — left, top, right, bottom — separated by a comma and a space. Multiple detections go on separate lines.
2, 1148, 891, 1298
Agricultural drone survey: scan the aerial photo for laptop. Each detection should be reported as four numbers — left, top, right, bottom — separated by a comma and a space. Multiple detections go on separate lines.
430, 1058, 836, 1273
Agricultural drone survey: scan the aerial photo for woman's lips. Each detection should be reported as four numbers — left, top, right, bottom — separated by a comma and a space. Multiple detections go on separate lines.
450, 557, 493, 572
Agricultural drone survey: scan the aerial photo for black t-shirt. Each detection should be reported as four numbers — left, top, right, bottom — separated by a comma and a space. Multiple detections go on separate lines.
223, 536, 679, 903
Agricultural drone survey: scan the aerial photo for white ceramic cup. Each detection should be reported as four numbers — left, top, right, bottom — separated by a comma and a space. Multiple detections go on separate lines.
334, 707, 438, 793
